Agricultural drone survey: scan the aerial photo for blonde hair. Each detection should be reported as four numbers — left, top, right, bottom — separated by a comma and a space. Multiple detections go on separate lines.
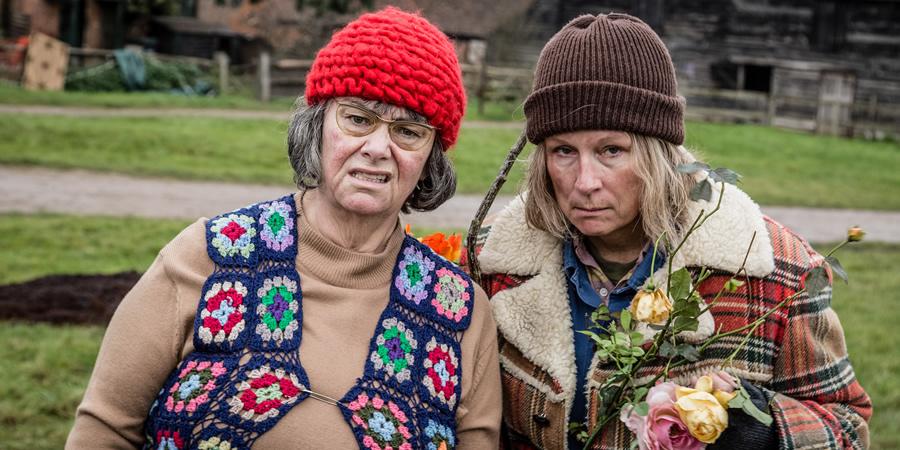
523, 133, 697, 248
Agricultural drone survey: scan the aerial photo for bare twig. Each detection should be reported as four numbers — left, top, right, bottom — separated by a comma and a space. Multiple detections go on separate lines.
465, 129, 528, 284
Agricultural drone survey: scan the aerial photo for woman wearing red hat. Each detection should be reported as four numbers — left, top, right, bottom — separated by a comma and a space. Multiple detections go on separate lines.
67, 8, 501, 449
470, 12, 870, 450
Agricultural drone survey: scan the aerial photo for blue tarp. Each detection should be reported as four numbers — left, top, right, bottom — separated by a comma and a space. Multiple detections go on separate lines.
113, 49, 146, 91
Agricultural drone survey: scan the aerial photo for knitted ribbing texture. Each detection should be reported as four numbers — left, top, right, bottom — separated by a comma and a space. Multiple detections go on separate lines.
306, 7, 466, 151
524, 13, 685, 145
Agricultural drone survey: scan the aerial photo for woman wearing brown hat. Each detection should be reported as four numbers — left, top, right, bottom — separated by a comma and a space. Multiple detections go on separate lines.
67, 8, 501, 449
470, 13, 870, 450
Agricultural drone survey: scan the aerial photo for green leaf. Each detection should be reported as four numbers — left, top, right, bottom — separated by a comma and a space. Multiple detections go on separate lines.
742, 400, 774, 426
620, 310, 633, 331
676, 162, 711, 174
825, 256, 849, 284
674, 316, 700, 332
724, 278, 745, 292
660, 341, 676, 358
676, 344, 700, 362
634, 387, 649, 401
630, 439, 640, 450
710, 167, 740, 185
630, 331, 645, 342
690, 179, 712, 202
669, 267, 692, 301
732, 383, 774, 426
806, 266, 829, 297
633, 401, 650, 416
727, 391, 747, 409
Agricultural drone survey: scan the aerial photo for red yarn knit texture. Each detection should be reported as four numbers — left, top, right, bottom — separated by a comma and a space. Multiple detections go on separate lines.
306, 7, 466, 151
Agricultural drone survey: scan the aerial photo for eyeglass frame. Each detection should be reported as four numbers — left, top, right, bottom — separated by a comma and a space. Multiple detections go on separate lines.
334, 102, 436, 152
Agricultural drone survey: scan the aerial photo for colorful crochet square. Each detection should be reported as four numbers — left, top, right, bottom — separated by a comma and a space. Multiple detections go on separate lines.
432, 267, 471, 323
422, 337, 459, 408
395, 244, 435, 305
155, 429, 185, 450
347, 394, 413, 450
210, 214, 257, 259
424, 419, 456, 450
165, 359, 228, 414
370, 317, 417, 383
257, 200, 295, 252
197, 435, 234, 450
198, 280, 248, 346
227, 363, 305, 424
254, 275, 300, 347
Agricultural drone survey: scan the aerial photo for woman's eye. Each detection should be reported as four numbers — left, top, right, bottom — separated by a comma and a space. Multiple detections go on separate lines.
349, 114, 372, 126
605, 146, 623, 156
552, 146, 574, 156
396, 126, 421, 138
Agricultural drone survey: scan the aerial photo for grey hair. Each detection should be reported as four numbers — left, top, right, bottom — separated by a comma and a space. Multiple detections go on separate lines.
523, 133, 697, 247
286, 98, 457, 214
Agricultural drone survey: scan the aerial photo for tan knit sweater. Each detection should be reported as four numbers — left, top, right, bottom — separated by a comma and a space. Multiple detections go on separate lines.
67, 201, 502, 449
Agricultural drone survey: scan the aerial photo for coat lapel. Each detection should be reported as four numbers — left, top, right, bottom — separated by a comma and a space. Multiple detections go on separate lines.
479, 176, 776, 393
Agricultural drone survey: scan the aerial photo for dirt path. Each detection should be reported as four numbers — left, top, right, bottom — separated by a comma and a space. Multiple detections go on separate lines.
1, 103, 896, 242
2, 164, 899, 242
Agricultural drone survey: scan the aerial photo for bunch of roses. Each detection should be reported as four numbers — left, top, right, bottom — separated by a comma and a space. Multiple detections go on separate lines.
621, 372, 739, 449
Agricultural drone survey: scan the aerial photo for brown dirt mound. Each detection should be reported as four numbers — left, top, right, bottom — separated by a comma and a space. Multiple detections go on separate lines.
0, 272, 140, 325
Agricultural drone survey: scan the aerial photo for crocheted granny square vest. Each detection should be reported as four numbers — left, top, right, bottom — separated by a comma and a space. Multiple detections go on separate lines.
143, 194, 473, 449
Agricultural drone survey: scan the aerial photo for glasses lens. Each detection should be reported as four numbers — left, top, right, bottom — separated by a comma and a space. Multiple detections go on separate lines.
336, 105, 376, 136
390, 122, 432, 151
335, 103, 434, 151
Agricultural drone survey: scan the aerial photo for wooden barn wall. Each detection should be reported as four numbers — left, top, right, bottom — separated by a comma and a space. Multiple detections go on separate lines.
492, 0, 899, 131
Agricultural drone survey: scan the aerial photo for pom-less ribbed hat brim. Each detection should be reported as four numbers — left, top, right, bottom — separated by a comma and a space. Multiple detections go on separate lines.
524, 13, 686, 145
524, 81, 685, 144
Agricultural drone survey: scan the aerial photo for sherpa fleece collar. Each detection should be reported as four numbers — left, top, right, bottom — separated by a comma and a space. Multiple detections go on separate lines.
478, 177, 775, 399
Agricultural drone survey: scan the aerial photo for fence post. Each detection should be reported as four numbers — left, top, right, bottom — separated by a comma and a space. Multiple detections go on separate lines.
214, 51, 229, 95
257, 50, 270, 102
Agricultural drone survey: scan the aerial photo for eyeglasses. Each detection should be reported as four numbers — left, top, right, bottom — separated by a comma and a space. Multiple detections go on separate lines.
335, 103, 435, 151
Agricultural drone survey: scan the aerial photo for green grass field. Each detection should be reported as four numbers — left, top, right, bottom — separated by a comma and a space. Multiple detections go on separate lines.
2, 87, 897, 448
0, 213, 897, 448
3, 84, 899, 208
1, 113, 898, 208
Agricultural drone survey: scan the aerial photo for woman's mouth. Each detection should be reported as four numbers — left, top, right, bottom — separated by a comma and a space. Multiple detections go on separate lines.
351, 171, 388, 183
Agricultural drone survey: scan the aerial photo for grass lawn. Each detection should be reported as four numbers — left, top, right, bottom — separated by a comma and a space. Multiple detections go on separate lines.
0, 213, 897, 448
1, 113, 899, 208
0, 83, 297, 111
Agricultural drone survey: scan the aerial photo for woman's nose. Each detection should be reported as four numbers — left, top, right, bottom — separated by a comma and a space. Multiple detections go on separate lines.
360, 124, 393, 158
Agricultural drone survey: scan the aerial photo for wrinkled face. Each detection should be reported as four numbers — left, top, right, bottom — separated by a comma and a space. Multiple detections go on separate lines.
318, 97, 433, 220
545, 129, 643, 246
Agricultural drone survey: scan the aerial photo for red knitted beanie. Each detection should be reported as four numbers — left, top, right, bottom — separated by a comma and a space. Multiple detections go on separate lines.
305, 7, 466, 151
524, 13, 685, 145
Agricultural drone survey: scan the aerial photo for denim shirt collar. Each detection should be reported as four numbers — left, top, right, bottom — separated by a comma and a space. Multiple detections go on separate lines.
563, 238, 666, 308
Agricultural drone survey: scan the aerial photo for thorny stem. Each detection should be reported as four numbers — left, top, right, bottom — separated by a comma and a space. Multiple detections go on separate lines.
465, 129, 528, 284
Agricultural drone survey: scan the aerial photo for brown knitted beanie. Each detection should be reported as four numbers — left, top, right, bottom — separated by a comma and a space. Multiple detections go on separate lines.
524, 13, 685, 145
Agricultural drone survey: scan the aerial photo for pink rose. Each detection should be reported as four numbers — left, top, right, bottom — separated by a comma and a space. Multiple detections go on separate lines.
646, 382, 679, 405
620, 405, 647, 450
643, 402, 706, 450
623, 382, 706, 450
690, 371, 739, 393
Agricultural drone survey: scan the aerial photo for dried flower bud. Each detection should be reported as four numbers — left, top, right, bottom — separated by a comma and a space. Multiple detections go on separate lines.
847, 227, 865, 242
629, 287, 674, 324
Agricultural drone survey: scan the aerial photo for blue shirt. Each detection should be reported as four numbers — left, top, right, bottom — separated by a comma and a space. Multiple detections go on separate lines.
563, 239, 664, 449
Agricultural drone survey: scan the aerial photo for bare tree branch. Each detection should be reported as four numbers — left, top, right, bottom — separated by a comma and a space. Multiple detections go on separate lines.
465, 128, 528, 283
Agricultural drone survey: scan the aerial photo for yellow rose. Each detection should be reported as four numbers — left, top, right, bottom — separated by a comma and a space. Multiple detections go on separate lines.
675, 387, 729, 443
847, 227, 866, 242
629, 287, 673, 324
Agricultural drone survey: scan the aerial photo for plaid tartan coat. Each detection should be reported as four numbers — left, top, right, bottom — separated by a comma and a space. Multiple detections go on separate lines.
467, 181, 871, 450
